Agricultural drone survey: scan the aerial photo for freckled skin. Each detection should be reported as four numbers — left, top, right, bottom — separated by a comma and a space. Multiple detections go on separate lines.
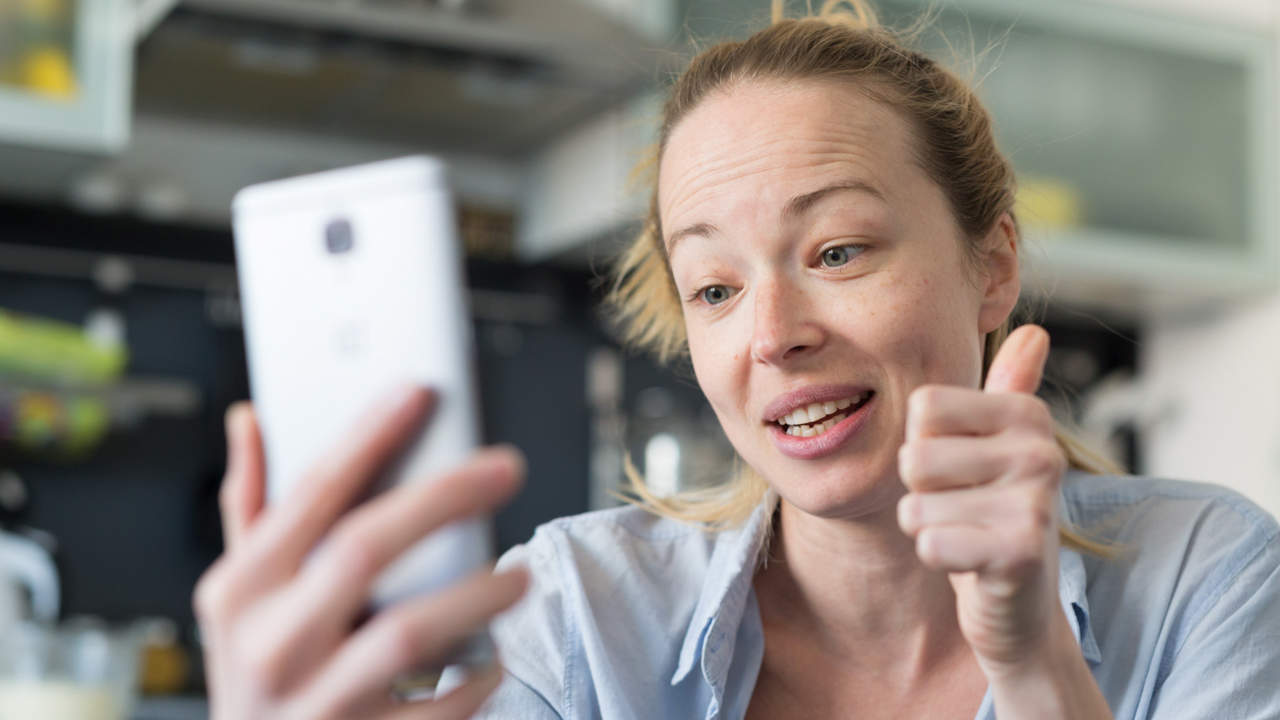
659, 79, 1016, 521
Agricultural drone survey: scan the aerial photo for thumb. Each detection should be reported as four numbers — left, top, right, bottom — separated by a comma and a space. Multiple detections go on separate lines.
983, 324, 1050, 395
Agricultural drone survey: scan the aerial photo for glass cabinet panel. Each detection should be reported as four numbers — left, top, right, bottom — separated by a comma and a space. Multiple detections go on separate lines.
0, 0, 81, 99
882, 2, 1256, 254
0, 0, 132, 151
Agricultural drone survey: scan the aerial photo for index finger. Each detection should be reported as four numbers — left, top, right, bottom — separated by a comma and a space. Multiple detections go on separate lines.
309, 445, 526, 621
239, 385, 436, 583
220, 402, 265, 551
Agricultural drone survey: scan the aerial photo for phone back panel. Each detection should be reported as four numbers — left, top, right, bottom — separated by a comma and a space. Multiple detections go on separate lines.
233, 156, 488, 605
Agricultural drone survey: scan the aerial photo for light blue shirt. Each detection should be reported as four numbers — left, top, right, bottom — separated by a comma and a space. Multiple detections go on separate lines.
464, 473, 1280, 719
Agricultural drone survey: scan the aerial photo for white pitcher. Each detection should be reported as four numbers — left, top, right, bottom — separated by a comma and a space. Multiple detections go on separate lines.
0, 528, 59, 633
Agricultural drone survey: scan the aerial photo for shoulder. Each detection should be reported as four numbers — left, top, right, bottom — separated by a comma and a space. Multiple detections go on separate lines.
495, 504, 719, 600
520, 503, 715, 557
1062, 471, 1278, 558
1063, 472, 1280, 689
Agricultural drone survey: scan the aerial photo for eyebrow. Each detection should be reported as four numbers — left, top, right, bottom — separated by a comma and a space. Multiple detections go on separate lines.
665, 180, 886, 255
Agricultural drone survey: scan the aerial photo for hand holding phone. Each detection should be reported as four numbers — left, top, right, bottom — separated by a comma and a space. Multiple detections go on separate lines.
194, 390, 528, 719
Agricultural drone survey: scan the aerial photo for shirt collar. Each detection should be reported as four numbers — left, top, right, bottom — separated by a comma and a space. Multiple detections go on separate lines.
670, 479, 1103, 685
672, 492, 777, 685
1058, 473, 1103, 665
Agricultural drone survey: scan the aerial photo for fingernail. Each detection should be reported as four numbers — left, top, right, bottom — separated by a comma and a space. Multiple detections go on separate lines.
1018, 325, 1048, 356
489, 445, 527, 479
382, 383, 431, 417
501, 566, 530, 592
225, 404, 245, 465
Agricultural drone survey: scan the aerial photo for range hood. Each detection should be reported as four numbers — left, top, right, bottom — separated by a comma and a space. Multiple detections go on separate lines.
135, 0, 666, 156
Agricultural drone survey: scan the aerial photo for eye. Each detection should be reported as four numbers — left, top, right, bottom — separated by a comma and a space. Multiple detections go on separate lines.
820, 245, 863, 268
700, 285, 734, 305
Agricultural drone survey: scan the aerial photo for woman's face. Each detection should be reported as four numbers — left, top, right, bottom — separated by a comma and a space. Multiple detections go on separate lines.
658, 79, 1018, 520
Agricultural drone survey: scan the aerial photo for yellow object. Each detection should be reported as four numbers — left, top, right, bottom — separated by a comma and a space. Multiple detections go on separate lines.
1014, 176, 1083, 230
20, 46, 77, 99
138, 643, 189, 696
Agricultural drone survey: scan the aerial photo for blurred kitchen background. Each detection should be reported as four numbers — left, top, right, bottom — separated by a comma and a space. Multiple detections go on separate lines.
0, 0, 1276, 716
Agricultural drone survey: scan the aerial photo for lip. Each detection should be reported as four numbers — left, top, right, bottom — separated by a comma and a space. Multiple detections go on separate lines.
768, 391, 876, 460
762, 384, 874, 423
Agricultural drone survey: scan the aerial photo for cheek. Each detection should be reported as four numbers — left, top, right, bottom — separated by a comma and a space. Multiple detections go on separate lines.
687, 317, 757, 447
840, 269, 983, 388
687, 320, 737, 407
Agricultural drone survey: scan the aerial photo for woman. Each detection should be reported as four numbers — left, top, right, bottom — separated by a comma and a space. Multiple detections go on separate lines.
196, 3, 1280, 719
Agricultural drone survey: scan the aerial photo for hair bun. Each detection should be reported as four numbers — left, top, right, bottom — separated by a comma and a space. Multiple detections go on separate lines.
772, 0, 882, 30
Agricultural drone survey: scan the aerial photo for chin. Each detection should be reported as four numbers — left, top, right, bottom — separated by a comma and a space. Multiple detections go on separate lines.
766, 457, 903, 520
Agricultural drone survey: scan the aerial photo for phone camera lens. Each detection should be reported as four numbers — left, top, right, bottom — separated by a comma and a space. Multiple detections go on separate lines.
325, 219, 354, 254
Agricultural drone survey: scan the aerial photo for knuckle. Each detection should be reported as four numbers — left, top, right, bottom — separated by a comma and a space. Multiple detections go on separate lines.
1012, 536, 1043, 570
915, 529, 942, 567
193, 566, 232, 623
1027, 397, 1054, 431
217, 477, 238, 513
1018, 442, 1062, 478
908, 385, 942, 418
240, 635, 288, 694
898, 443, 923, 482
377, 613, 426, 670
322, 528, 381, 585
1012, 395, 1047, 426
1016, 511, 1049, 547
1022, 489, 1053, 532
897, 493, 920, 532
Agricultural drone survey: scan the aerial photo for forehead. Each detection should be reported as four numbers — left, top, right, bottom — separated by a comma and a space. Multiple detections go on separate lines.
658, 79, 924, 231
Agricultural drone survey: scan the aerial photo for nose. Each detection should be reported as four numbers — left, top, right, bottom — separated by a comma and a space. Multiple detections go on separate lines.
749, 277, 825, 365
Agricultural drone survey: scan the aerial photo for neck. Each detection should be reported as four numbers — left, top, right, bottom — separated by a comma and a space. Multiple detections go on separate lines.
754, 496, 967, 674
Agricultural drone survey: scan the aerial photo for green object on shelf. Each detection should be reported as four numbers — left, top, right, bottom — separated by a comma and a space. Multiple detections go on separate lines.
0, 309, 127, 385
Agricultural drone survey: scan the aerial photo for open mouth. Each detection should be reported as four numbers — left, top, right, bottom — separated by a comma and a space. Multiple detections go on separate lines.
775, 391, 874, 437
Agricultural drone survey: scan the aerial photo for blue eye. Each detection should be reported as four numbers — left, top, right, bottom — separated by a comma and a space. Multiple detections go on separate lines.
701, 285, 733, 305
820, 245, 863, 268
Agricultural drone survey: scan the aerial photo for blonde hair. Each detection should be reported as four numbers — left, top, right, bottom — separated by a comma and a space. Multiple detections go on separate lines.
609, 0, 1121, 557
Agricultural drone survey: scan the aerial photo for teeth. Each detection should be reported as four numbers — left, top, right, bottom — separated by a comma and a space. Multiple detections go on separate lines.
780, 410, 850, 438
775, 392, 871, 431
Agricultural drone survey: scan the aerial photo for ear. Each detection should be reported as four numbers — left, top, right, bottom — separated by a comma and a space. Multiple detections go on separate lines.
976, 212, 1020, 335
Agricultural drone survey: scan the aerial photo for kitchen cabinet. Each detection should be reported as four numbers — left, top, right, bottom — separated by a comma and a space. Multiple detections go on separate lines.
0, 0, 134, 152
878, 0, 1278, 313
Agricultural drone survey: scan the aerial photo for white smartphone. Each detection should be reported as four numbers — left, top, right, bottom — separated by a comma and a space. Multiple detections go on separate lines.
232, 155, 491, 612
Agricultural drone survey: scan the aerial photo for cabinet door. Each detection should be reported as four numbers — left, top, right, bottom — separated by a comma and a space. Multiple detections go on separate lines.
0, 0, 133, 152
